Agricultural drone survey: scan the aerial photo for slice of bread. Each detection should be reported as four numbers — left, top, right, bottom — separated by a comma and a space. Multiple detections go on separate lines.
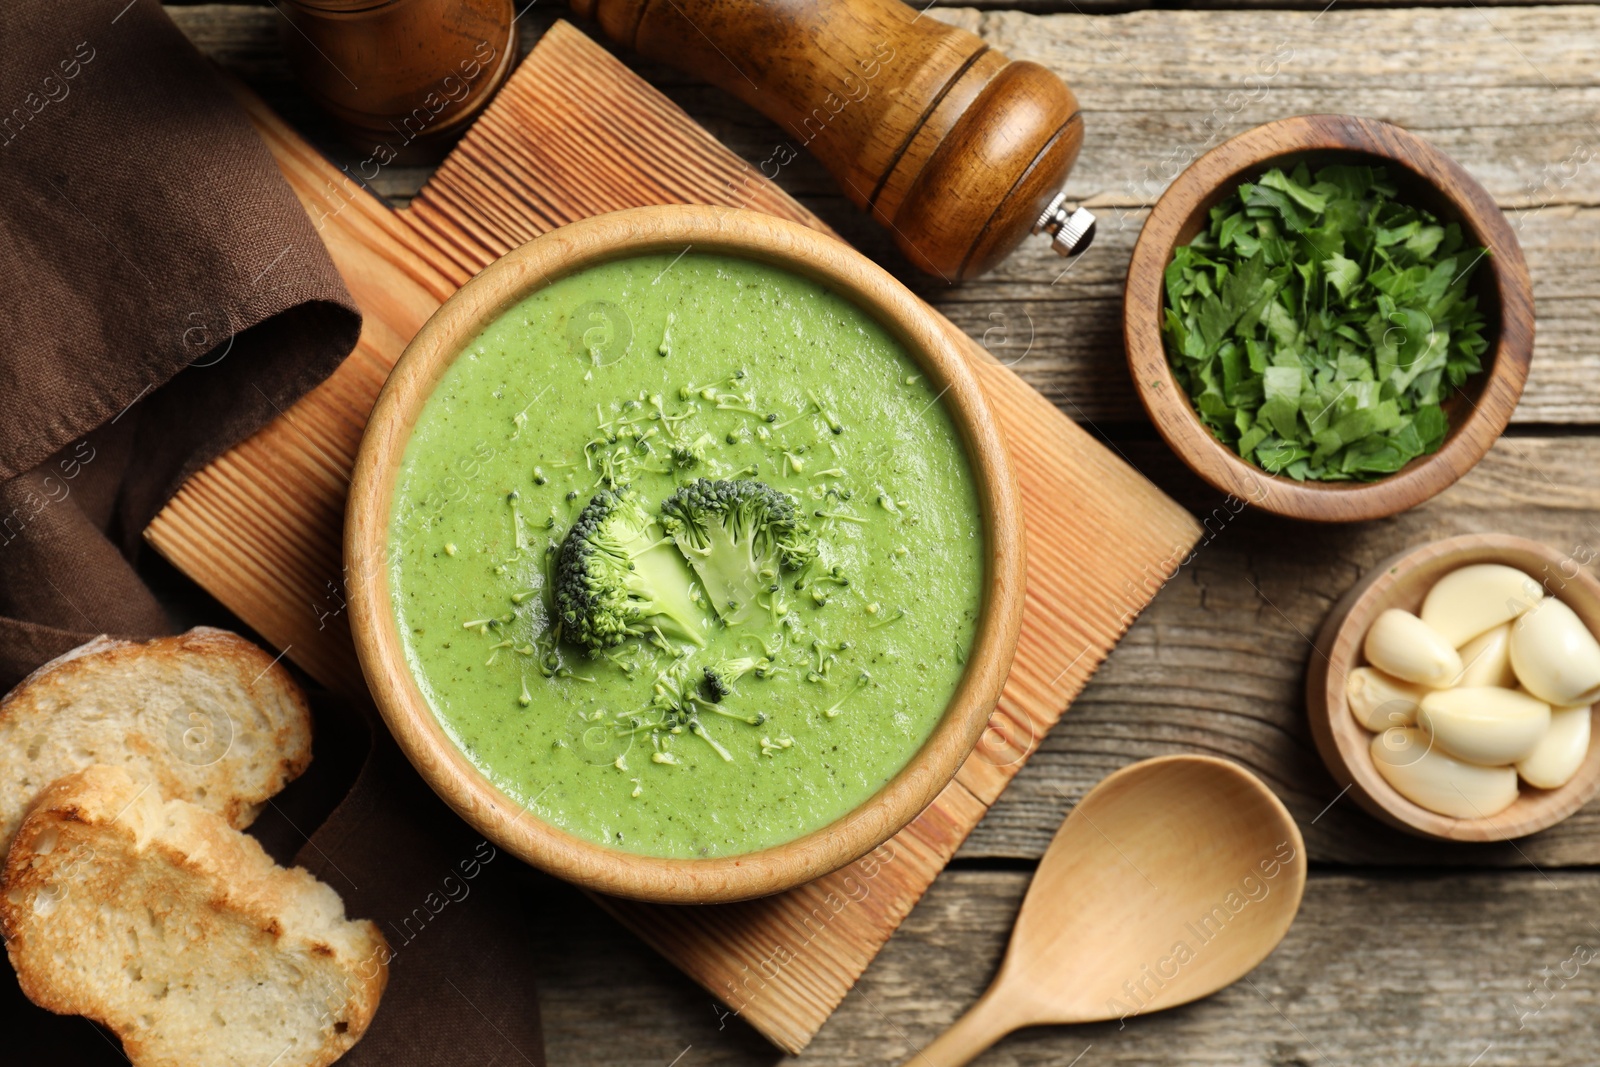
1, 765, 388, 1067
0, 627, 313, 849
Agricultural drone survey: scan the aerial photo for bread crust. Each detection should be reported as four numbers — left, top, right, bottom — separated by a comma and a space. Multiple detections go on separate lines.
1, 765, 388, 1067
0, 628, 313, 848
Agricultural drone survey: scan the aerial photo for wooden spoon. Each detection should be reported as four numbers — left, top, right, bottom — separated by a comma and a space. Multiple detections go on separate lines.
904, 755, 1306, 1067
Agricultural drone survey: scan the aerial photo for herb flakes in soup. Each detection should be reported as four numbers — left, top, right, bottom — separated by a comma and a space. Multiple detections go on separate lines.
388, 252, 985, 858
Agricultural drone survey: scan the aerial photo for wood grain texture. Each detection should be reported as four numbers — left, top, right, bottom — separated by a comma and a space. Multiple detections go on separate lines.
958, 433, 1600, 868
167, 4, 1600, 426
145, 19, 1200, 1052
937, 4, 1596, 421
851, 867, 1600, 1067
524, 864, 1600, 1066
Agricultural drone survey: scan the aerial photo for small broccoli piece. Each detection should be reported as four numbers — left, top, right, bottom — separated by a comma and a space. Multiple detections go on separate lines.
670, 432, 717, 470
795, 563, 850, 605
700, 666, 732, 703
554, 487, 707, 651
824, 670, 871, 719
699, 654, 774, 702
659, 478, 819, 626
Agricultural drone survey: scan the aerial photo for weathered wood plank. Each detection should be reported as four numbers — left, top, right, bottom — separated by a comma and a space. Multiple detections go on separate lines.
921, 5, 1600, 423
170, 5, 1600, 427
172, 4, 1600, 208
960, 432, 1600, 868
528, 864, 1600, 1065
922, 204, 1600, 429
824, 867, 1600, 1067
170, 3, 1600, 209
952, 3, 1600, 212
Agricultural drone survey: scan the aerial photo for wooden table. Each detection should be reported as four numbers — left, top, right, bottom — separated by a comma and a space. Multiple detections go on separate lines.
168, 3, 1600, 1063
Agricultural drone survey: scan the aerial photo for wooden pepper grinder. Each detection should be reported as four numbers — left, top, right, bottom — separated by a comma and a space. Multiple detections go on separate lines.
570, 0, 1093, 280
279, 0, 519, 163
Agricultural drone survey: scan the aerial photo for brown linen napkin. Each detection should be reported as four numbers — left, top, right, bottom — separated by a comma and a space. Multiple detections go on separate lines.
0, 2, 546, 1063
0, 0, 360, 681
288, 698, 550, 1067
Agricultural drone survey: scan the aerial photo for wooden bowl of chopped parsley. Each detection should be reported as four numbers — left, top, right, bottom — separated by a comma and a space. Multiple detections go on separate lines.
1125, 115, 1533, 522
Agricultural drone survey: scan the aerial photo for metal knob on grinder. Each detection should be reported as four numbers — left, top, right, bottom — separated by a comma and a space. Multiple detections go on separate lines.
1034, 191, 1097, 259
571, 0, 1092, 280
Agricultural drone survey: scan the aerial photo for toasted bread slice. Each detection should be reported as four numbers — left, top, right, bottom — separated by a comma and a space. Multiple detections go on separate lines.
0, 627, 312, 849
1, 765, 388, 1067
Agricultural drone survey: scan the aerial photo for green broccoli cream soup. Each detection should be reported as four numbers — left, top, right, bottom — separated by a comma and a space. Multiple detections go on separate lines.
389, 252, 984, 858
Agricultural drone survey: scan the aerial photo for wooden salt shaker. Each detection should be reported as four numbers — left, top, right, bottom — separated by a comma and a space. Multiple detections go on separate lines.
279, 0, 518, 163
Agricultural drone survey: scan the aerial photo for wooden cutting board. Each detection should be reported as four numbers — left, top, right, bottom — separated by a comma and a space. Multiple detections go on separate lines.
146, 20, 1201, 1053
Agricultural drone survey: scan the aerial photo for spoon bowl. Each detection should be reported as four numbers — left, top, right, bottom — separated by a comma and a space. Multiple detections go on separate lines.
908, 755, 1306, 1066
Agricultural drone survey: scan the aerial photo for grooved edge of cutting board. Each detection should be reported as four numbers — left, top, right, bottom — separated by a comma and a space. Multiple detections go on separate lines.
146, 21, 1201, 1054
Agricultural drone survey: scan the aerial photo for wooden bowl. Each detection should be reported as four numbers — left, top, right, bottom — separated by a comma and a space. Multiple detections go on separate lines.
1125, 115, 1534, 522
1307, 534, 1600, 841
346, 206, 1025, 903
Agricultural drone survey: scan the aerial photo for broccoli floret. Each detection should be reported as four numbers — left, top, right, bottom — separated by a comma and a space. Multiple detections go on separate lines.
700, 666, 733, 703
554, 487, 707, 651
659, 478, 819, 626
699, 654, 775, 702
670, 432, 717, 470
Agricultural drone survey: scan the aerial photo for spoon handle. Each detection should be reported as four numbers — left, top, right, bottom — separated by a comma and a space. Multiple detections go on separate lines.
898, 987, 1020, 1067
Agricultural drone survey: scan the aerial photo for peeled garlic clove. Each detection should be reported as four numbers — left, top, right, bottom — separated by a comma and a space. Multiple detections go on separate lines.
1420, 563, 1543, 647
1417, 686, 1551, 765
1509, 597, 1600, 706
1346, 667, 1427, 731
1516, 704, 1592, 790
1370, 727, 1519, 819
1364, 609, 1462, 687
1455, 623, 1517, 688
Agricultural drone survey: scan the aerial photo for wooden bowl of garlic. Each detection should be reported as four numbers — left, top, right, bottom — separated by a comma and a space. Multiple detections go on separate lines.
1307, 533, 1600, 841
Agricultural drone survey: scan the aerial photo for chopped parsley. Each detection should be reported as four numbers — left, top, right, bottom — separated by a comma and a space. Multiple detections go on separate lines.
1161, 163, 1490, 481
